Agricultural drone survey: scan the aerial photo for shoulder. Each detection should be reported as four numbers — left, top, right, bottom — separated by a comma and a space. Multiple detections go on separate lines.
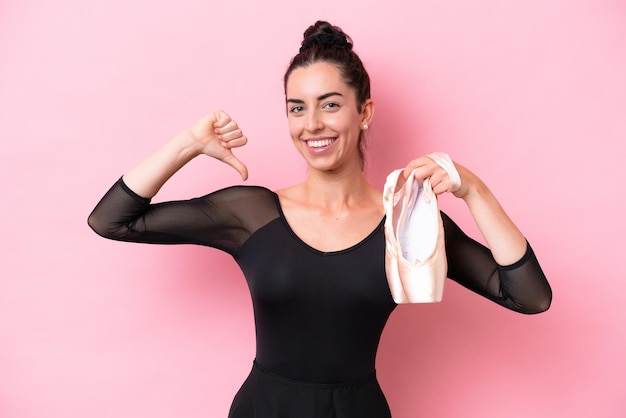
198, 185, 280, 227
202, 185, 277, 202
274, 184, 304, 211
195, 185, 279, 215
274, 184, 300, 199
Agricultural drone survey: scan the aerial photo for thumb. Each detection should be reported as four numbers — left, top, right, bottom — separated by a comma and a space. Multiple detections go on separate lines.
221, 151, 249, 181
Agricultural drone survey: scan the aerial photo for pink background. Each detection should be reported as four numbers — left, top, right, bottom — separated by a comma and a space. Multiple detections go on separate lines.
1, 0, 625, 417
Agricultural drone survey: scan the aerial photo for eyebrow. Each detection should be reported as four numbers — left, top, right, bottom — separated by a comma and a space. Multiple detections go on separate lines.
286, 91, 344, 104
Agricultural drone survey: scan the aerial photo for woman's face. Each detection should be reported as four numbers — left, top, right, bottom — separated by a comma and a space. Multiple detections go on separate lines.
285, 61, 370, 173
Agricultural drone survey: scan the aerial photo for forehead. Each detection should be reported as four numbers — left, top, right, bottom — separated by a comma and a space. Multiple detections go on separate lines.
286, 61, 351, 99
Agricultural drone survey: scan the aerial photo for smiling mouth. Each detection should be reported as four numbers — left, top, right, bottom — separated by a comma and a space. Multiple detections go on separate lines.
306, 138, 336, 148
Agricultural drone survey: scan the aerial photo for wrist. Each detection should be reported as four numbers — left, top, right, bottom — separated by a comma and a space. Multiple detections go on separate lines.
458, 177, 488, 205
172, 129, 204, 160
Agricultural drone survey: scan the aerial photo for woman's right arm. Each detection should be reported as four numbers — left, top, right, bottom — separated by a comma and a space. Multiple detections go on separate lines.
87, 111, 249, 246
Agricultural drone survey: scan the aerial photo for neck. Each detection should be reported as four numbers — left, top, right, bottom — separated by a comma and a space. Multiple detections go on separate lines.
303, 164, 373, 209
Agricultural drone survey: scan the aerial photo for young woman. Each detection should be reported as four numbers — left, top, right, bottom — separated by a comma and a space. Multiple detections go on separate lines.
88, 21, 551, 418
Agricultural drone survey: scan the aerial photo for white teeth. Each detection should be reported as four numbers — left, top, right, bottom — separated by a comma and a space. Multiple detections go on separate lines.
307, 139, 334, 148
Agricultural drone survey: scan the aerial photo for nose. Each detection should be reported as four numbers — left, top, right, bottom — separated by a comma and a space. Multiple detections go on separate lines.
305, 109, 323, 132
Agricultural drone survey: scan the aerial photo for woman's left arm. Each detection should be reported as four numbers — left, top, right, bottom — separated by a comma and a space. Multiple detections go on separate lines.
401, 157, 527, 265
401, 156, 552, 313
452, 162, 527, 266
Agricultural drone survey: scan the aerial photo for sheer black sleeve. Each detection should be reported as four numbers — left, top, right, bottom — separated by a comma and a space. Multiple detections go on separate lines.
441, 212, 552, 314
87, 178, 279, 255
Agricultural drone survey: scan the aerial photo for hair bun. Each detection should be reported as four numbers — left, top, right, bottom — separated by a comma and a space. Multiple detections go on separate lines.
299, 21, 352, 53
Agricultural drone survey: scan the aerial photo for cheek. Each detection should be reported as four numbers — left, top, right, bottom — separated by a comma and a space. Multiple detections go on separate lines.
323, 114, 350, 133
287, 118, 300, 140
332, 115, 361, 138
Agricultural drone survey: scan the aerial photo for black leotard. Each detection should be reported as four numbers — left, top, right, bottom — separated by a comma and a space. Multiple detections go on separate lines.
88, 178, 552, 385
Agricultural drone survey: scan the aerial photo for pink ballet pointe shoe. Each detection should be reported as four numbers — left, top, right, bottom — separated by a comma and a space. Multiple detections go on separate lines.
382, 153, 460, 304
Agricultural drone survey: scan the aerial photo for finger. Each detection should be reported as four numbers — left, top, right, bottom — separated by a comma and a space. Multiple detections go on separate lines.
218, 128, 244, 142
431, 180, 451, 195
429, 169, 447, 186
398, 160, 425, 191
406, 164, 437, 184
430, 170, 452, 195
222, 135, 248, 149
215, 119, 238, 134
407, 156, 433, 170
401, 162, 421, 181
405, 156, 438, 176
212, 109, 230, 124
221, 152, 249, 181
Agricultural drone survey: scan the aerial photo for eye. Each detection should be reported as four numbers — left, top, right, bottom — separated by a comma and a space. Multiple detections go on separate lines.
323, 102, 340, 110
289, 105, 305, 114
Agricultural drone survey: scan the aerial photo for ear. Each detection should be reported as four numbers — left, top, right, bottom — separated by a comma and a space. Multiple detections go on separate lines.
360, 99, 375, 129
